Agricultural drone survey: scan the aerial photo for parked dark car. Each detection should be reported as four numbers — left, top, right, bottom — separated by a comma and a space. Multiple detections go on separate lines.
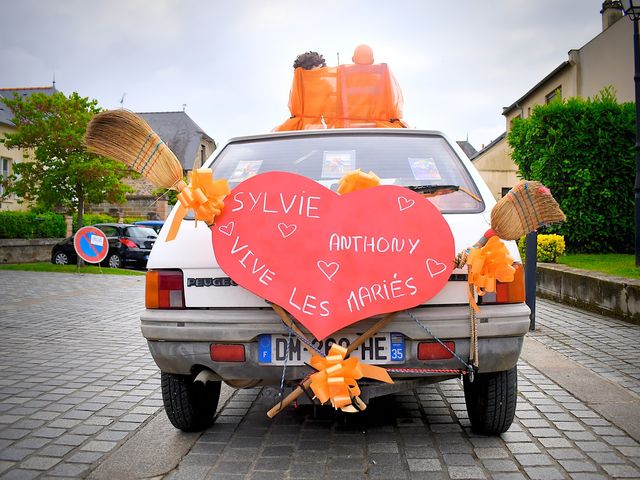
134, 220, 164, 233
51, 223, 158, 269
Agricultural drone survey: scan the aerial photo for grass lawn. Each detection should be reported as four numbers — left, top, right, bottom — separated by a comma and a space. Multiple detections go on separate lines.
557, 254, 640, 279
0, 262, 145, 275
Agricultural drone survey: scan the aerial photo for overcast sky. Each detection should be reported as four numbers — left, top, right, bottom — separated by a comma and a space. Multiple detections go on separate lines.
0, 0, 613, 150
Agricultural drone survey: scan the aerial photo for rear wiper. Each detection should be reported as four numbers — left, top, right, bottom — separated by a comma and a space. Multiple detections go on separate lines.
406, 185, 481, 203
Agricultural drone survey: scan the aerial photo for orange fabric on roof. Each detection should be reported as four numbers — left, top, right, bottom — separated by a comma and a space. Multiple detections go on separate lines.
274, 62, 407, 131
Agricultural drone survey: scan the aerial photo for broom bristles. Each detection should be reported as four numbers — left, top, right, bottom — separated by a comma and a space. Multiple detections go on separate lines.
84, 110, 184, 190
491, 181, 565, 240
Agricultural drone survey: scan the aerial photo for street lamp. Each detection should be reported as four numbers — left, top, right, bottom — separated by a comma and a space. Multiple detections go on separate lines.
620, 0, 640, 266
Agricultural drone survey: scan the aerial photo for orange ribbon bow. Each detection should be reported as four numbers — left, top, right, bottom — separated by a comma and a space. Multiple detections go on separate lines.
309, 344, 393, 412
166, 168, 230, 241
466, 235, 516, 312
337, 169, 381, 194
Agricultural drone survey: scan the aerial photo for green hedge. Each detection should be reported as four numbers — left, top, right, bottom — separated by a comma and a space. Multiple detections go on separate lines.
508, 88, 634, 253
0, 211, 66, 239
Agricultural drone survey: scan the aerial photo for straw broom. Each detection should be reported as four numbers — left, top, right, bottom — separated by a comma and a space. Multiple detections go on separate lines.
455, 180, 565, 268
490, 180, 565, 240
84, 109, 187, 193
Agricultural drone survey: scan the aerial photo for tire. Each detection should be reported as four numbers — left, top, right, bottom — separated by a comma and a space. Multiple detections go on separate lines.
161, 372, 221, 432
52, 252, 70, 265
463, 366, 517, 435
106, 253, 122, 269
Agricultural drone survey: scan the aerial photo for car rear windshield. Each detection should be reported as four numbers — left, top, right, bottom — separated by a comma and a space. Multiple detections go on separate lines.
209, 133, 483, 213
125, 226, 157, 238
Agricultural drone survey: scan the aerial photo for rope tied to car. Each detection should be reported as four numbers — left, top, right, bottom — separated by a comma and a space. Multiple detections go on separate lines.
406, 310, 475, 381
275, 330, 293, 409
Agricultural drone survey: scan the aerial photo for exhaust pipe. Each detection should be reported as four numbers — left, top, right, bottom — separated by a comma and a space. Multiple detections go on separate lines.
194, 369, 219, 385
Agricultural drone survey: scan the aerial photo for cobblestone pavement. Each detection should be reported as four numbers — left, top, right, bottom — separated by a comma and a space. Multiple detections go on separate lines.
0, 271, 159, 480
1, 272, 640, 479
531, 301, 640, 396
168, 299, 640, 480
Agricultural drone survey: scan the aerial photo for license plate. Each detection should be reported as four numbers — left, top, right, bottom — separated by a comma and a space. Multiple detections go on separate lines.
258, 332, 405, 365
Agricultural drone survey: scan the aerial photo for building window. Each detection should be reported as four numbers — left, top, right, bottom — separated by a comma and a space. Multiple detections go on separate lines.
200, 145, 206, 168
0, 158, 10, 197
546, 86, 562, 104
501, 187, 511, 198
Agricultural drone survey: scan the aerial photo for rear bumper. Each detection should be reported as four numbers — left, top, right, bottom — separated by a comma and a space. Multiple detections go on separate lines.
123, 250, 151, 264
141, 303, 530, 380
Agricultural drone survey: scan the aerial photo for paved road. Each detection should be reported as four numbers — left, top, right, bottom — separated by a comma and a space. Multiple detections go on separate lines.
0, 271, 639, 479
0, 272, 160, 479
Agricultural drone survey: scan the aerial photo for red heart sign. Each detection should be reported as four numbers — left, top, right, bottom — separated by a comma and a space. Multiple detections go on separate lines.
211, 172, 454, 340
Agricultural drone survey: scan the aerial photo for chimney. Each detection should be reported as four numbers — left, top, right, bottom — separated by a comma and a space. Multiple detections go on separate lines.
601, 0, 623, 30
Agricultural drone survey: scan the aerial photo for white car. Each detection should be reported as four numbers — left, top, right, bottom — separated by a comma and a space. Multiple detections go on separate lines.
141, 129, 530, 434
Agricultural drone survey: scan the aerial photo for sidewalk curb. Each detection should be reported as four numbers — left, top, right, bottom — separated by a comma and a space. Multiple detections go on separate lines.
521, 335, 640, 442
537, 264, 640, 325
87, 384, 236, 480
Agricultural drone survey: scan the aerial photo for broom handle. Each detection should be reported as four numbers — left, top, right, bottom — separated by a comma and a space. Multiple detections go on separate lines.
471, 229, 497, 250
346, 312, 397, 354
464, 228, 497, 248
266, 311, 398, 418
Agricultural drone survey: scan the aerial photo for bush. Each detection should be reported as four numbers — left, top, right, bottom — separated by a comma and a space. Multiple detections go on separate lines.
123, 216, 146, 224
34, 212, 66, 238
72, 213, 116, 230
0, 211, 66, 239
508, 87, 634, 253
518, 234, 566, 263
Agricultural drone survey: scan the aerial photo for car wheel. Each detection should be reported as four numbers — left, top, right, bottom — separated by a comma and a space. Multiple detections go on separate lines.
161, 372, 221, 432
463, 366, 517, 435
52, 252, 70, 265
107, 253, 122, 269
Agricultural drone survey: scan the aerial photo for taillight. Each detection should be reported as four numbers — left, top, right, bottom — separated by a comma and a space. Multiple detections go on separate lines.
119, 238, 138, 249
418, 341, 455, 360
146, 270, 184, 308
210, 344, 246, 362
478, 263, 525, 305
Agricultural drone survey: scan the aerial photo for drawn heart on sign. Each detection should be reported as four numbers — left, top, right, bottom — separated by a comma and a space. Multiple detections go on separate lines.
397, 196, 415, 211
278, 223, 297, 239
317, 260, 340, 281
426, 258, 447, 278
218, 221, 234, 237
211, 171, 455, 340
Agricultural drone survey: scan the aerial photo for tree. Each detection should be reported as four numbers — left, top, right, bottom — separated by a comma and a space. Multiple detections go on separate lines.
0, 91, 132, 230
508, 88, 634, 253
152, 184, 181, 206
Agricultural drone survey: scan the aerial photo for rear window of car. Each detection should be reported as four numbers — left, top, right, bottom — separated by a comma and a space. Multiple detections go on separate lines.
125, 226, 157, 238
96, 225, 118, 237
209, 133, 483, 213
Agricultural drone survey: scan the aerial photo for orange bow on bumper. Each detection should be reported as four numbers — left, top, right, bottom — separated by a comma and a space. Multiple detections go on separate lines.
466, 235, 516, 311
166, 168, 230, 241
309, 344, 393, 412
